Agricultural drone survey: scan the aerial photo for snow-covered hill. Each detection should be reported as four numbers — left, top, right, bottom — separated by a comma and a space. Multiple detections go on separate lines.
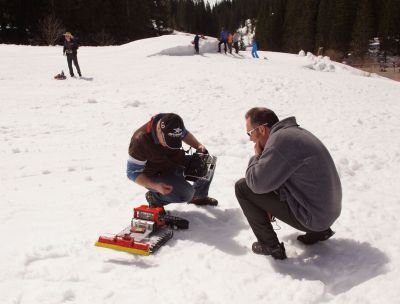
1, 32, 400, 304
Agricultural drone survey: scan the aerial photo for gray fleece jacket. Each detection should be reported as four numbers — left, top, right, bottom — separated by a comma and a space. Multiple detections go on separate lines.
245, 117, 342, 231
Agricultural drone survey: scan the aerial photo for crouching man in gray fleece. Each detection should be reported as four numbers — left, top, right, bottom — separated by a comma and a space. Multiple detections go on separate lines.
235, 107, 342, 260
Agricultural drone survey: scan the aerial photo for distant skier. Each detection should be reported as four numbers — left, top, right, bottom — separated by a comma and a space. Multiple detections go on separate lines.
127, 113, 218, 208
63, 32, 82, 77
233, 31, 240, 54
251, 37, 259, 58
218, 28, 228, 54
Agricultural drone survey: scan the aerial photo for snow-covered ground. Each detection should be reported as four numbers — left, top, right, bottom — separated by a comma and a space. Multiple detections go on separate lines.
1, 32, 400, 304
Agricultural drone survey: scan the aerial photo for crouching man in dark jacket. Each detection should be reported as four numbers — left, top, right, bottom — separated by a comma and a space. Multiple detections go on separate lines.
235, 107, 341, 259
127, 113, 218, 208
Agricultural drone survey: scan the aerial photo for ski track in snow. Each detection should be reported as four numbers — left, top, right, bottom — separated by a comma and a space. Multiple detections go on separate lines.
1, 33, 400, 304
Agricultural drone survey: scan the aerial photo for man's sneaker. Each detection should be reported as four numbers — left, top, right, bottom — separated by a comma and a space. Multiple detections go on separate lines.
145, 191, 164, 208
297, 228, 335, 245
189, 197, 218, 206
252, 242, 287, 260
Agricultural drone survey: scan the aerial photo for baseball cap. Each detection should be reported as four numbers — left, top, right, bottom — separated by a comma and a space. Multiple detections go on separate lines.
160, 113, 185, 149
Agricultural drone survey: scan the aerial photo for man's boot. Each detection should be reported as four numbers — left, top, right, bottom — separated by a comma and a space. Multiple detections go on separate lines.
145, 191, 165, 209
252, 242, 287, 260
297, 228, 335, 245
189, 196, 218, 206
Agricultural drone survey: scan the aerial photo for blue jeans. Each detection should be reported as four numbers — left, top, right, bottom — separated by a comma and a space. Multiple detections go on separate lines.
127, 163, 213, 206
252, 49, 259, 58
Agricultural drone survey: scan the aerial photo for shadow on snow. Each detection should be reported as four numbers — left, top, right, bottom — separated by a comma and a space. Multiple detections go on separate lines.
272, 235, 389, 295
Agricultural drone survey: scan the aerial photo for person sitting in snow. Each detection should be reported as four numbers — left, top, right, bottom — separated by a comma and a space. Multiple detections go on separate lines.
63, 32, 82, 77
235, 107, 342, 259
127, 113, 218, 208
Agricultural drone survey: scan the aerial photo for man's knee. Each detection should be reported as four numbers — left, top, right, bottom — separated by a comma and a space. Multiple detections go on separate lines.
171, 183, 194, 203
235, 178, 249, 198
182, 186, 195, 202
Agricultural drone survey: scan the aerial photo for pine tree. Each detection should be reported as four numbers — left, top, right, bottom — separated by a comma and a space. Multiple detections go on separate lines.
152, 0, 171, 35
315, 0, 333, 53
256, 0, 285, 51
281, 0, 319, 53
328, 0, 357, 54
300, 0, 319, 53
378, 0, 400, 54
350, 0, 376, 58
255, 2, 269, 50
203, 2, 216, 36
282, 0, 298, 52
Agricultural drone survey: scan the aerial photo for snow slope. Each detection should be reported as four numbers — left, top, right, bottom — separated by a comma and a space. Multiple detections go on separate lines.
1, 32, 400, 304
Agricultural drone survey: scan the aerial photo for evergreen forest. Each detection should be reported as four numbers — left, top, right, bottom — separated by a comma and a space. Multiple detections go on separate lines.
1, 0, 399, 57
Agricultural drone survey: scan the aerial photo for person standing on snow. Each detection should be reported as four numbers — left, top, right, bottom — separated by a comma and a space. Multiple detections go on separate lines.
233, 32, 240, 54
193, 33, 206, 54
251, 37, 259, 58
218, 28, 228, 54
235, 107, 342, 259
227, 32, 233, 54
127, 113, 218, 208
63, 32, 82, 77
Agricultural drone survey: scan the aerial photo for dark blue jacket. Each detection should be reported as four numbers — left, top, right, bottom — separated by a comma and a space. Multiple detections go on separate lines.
220, 31, 228, 42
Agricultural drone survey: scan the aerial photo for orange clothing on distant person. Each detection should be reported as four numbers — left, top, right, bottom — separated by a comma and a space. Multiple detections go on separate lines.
228, 33, 233, 44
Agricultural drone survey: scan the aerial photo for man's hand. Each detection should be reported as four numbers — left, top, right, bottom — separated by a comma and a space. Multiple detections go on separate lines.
135, 174, 173, 195
197, 144, 208, 154
154, 182, 173, 195
254, 141, 264, 156
183, 132, 208, 154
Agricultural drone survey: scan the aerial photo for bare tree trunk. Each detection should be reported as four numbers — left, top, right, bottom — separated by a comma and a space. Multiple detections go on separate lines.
38, 14, 65, 46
